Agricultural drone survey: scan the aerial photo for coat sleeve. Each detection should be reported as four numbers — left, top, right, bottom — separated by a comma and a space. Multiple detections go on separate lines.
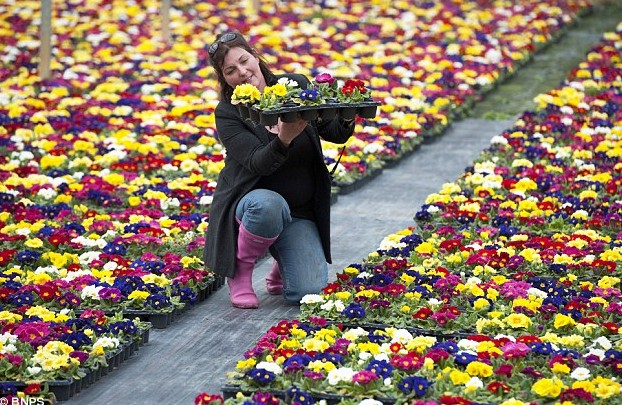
314, 116, 355, 144
215, 103, 289, 176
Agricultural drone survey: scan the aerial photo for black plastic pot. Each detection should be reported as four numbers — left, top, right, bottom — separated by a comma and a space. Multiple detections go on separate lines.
236, 104, 250, 119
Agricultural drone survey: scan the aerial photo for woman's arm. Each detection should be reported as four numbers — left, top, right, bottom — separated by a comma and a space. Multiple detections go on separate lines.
314, 115, 355, 144
215, 103, 289, 176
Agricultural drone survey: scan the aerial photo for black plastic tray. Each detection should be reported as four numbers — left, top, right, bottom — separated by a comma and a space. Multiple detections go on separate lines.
240, 100, 381, 125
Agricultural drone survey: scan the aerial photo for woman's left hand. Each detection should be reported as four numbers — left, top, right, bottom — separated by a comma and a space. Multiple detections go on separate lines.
277, 117, 307, 146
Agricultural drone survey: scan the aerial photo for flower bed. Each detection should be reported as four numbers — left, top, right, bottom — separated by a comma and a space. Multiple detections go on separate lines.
0, 309, 150, 401
220, 320, 621, 404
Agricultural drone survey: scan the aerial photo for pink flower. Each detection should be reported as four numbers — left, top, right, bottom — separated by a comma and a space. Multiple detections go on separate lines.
315, 72, 335, 85
352, 370, 379, 384
501, 342, 531, 358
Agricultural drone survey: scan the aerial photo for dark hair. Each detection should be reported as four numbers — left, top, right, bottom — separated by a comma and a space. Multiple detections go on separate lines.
208, 31, 276, 102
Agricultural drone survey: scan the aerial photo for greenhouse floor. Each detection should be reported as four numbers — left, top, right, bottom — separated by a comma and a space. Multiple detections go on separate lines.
66, 4, 622, 405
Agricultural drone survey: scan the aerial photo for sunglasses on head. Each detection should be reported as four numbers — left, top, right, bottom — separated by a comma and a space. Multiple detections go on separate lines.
208, 32, 237, 56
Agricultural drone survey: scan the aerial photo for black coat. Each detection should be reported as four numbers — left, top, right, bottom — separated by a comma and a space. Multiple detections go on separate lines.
203, 73, 354, 277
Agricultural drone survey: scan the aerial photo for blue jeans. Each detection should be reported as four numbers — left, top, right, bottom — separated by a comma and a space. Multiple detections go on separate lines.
236, 189, 328, 304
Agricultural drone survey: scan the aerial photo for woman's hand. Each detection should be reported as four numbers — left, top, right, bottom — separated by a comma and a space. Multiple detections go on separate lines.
277, 117, 307, 146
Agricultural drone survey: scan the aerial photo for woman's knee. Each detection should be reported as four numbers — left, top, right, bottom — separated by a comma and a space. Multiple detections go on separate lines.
236, 189, 290, 234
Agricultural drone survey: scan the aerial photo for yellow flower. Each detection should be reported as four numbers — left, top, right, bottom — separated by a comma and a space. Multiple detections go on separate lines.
503, 313, 531, 329
128, 291, 150, 300
500, 399, 527, 405
466, 361, 493, 377
25, 238, 44, 248
103, 173, 125, 186
551, 362, 571, 374
236, 358, 256, 371
592, 377, 621, 399
473, 298, 489, 310
531, 378, 566, 398
553, 313, 576, 329
231, 83, 261, 105
0, 311, 23, 324
334, 291, 352, 301
303, 338, 329, 352
449, 369, 470, 385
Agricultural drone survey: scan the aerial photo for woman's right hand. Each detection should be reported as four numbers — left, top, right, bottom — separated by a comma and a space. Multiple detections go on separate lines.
277, 117, 307, 146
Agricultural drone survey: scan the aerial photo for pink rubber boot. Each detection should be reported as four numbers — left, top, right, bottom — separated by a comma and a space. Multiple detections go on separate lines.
228, 224, 277, 309
266, 259, 283, 295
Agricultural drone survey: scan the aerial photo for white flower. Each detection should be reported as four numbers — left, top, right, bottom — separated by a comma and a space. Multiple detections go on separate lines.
0, 333, 17, 346
358, 400, 383, 405
37, 188, 57, 200
465, 376, 484, 389
374, 353, 390, 362
526, 287, 548, 299
93, 336, 120, 350
390, 329, 414, 344
277, 77, 298, 88
342, 328, 368, 342
319, 300, 335, 311
426, 205, 440, 213
27, 366, 42, 376
592, 336, 612, 350
457, 338, 479, 352
199, 195, 213, 205
81, 285, 104, 300
427, 298, 443, 306
256, 361, 282, 375
586, 348, 605, 360
570, 367, 591, 381
327, 367, 354, 385
103, 261, 118, 271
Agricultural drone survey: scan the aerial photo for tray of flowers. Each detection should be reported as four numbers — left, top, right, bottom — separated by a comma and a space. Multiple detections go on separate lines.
232, 74, 381, 126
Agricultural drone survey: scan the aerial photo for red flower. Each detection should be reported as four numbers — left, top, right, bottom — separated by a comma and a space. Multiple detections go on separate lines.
23, 384, 42, 395
413, 307, 433, 320
322, 282, 342, 294
603, 322, 619, 334
0, 249, 16, 266
487, 381, 511, 394
494, 364, 513, 378
439, 395, 473, 405
194, 393, 224, 405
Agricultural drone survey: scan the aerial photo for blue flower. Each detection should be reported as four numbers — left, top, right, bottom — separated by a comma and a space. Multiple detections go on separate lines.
453, 351, 478, 365
17, 250, 41, 263
246, 368, 275, 385
398, 376, 431, 396
60, 332, 92, 349
341, 302, 365, 319
286, 387, 314, 405
367, 359, 393, 379
283, 354, 312, 373
314, 352, 344, 364
145, 294, 171, 310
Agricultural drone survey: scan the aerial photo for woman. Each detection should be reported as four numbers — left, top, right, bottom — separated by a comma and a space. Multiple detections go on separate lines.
203, 32, 355, 308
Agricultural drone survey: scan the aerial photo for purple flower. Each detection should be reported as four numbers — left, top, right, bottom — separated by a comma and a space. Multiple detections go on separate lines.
302, 370, 324, 380
315, 72, 335, 85
99, 287, 123, 302
352, 369, 379, 384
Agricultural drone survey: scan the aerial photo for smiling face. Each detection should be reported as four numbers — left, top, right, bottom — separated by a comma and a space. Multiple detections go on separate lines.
221, 47, 267, 92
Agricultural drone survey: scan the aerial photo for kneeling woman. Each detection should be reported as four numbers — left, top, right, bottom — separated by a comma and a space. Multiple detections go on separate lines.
203, 32, 355, 308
